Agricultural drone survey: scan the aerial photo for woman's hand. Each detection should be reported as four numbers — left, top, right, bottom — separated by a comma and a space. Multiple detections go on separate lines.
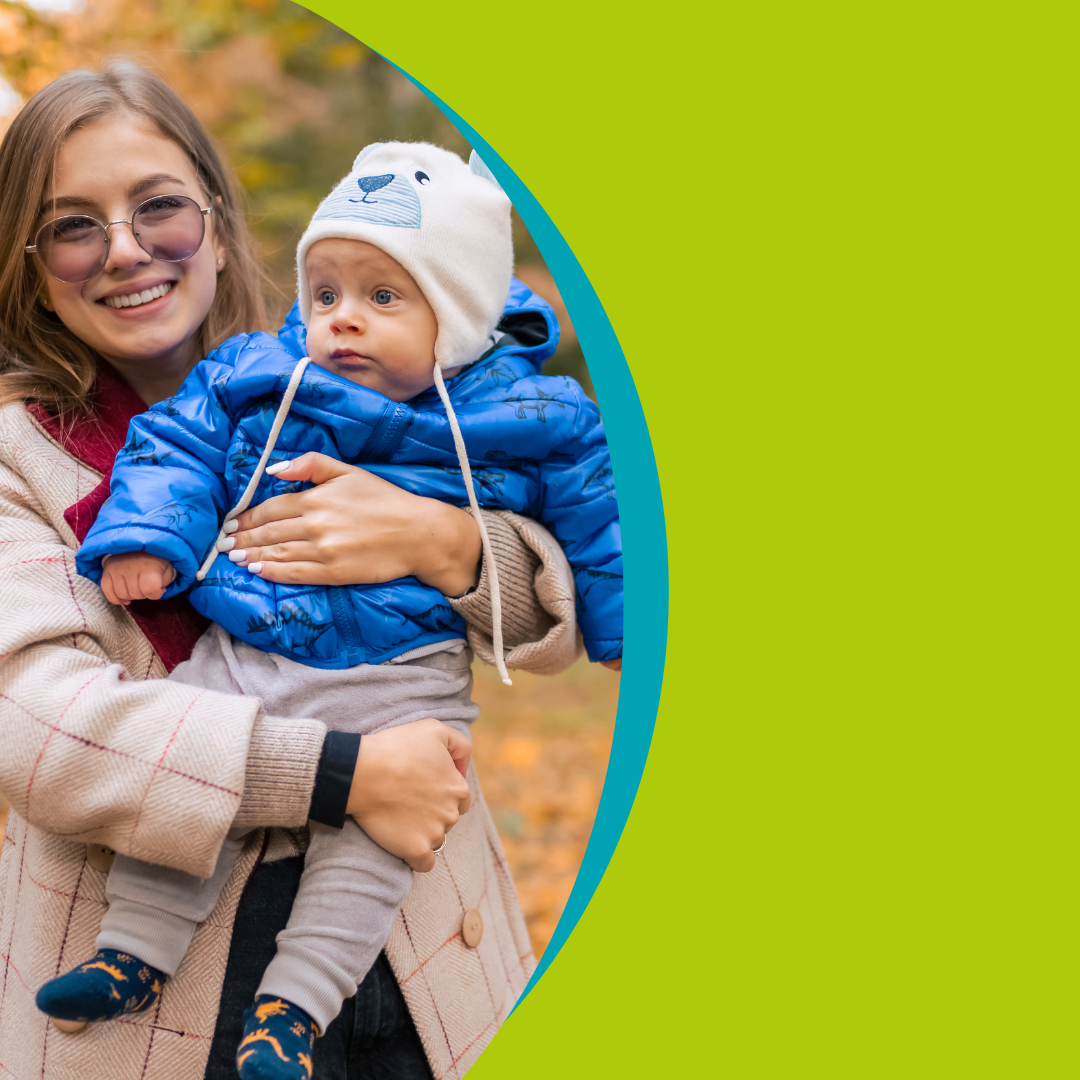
346, 719, 473, 873
225, 453, 482, 597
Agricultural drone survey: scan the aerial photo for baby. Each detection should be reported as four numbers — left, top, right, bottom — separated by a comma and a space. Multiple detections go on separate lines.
36, 142, 622, 1079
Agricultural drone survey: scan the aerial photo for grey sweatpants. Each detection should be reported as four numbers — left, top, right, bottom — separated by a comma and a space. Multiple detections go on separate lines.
96, 623, 478, 1032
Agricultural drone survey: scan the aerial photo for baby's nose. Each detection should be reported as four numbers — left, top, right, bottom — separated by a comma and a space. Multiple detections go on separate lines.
331, 315, 363, 334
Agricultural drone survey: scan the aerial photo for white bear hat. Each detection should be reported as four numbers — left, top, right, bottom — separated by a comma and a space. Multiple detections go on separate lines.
295, 141, 514, 370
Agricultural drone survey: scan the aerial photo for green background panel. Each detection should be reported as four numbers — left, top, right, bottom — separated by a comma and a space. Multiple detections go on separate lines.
305, 2, 1073, 1076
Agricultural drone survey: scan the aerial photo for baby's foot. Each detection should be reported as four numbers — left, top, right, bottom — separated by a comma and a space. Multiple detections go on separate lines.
35, 949, 165, 1030
236, 996, 318, 1080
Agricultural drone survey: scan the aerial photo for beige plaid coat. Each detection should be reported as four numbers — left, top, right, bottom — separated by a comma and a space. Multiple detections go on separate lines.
0, 391, 580, 1080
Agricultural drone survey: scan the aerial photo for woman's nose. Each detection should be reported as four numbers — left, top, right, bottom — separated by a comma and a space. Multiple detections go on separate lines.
103, 221, 152, 273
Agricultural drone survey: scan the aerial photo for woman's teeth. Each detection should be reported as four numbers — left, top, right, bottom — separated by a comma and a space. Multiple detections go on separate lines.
104, 282, 173, 308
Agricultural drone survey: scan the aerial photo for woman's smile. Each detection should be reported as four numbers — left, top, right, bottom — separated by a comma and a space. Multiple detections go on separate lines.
100, 279, 175, 309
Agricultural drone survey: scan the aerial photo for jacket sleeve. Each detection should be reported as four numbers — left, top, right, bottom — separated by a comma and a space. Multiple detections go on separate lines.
75, 342, 247, 592
0, 449, 324, 877
531, 384, 622, 663
398, 373, 622, 663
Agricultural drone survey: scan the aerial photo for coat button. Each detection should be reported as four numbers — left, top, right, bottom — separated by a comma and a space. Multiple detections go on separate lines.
461, 908, 483, 948
85, 844, 115, 874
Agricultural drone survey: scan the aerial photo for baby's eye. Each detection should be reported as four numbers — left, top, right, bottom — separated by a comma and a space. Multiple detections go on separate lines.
318, 289, 337, 306
374, 289, 394, 305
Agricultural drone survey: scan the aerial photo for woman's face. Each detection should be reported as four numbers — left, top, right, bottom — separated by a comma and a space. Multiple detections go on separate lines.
40, 112, 224, 383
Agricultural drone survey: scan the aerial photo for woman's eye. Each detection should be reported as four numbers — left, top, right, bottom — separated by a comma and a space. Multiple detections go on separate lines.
142, 196, 184, 212
52, 216, 100, 241
319, 290, 337, 305
374, 289, 394, 305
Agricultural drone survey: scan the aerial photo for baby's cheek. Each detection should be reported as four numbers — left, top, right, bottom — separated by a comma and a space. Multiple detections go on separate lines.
304, 322, 327, 359
304, 312, 335, 354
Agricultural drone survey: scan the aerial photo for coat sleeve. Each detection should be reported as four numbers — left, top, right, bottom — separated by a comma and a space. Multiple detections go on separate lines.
75, 343, 248, 592
0, 451, 324, 877
450, 509, 585, 675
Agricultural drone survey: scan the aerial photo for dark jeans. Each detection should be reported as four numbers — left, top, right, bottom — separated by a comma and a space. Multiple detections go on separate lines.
204, 854, 434, 1080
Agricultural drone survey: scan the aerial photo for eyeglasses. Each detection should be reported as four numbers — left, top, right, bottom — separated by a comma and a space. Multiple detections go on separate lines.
25, 194, 213, 284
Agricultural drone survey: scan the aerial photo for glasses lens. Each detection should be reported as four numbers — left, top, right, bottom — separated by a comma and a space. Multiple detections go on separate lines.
132, 195, 206, 263
35, 216, 107, 283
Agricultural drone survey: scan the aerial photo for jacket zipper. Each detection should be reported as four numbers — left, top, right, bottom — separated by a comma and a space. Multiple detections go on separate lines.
358, 402, 411, 464
328, 586, 365, 662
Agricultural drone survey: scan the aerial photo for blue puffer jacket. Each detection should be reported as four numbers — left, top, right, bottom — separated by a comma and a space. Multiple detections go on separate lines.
77, 280, 622, 669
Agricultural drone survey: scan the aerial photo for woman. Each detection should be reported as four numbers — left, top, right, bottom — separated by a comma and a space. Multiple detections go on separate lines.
0, 62, 579, 1080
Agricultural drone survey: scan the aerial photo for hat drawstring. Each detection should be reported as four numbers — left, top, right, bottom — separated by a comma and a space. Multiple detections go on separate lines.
432, 363, 512, 686
196, 357, 312, 582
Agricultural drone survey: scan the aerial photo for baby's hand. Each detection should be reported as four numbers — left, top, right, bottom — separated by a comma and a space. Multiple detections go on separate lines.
600, 659, 622, 672
100, 552, 177, 606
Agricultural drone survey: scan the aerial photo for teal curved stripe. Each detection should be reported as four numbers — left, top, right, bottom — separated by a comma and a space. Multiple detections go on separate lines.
388, 60, 669, 1003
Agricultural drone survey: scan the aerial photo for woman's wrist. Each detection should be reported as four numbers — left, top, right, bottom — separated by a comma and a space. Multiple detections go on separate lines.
411, 499, 482, 597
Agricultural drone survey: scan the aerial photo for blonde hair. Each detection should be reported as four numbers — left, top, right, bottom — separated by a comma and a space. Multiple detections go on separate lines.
0, 60, 270, 415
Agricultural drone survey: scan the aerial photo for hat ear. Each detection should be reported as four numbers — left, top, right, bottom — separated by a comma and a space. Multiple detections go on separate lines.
353, 143, 386, 170
468, 150, 503, 192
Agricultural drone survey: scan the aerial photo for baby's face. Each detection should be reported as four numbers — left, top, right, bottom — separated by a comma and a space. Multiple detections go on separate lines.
304, 239, 439, 401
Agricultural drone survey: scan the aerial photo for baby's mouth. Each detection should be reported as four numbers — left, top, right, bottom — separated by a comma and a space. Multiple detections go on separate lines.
102, 282, 174, 309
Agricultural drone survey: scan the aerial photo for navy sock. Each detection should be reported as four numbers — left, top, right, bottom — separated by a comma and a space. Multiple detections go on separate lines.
35, 948, 165, 1023
236, 995, 319, 1080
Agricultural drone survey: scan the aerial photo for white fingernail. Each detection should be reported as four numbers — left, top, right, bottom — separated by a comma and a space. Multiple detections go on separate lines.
223, 519, 239, 534
217, 537, 236, 552
266, 460, 290, 475
228, 549, 247, 563
246, 562, 263, 575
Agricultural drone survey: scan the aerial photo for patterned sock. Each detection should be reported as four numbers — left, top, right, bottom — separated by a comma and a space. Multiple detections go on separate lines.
35, 949, 165, 1023
236, 995, 319, 1080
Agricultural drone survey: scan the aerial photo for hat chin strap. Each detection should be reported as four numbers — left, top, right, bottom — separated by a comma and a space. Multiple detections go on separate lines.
433, 363, 512, 686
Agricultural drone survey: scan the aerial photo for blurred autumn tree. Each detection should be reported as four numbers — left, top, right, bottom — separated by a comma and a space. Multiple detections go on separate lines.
0, 0, 591, 393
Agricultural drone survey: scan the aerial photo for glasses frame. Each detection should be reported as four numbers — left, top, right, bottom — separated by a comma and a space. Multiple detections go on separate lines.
24, 194, 214, 284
